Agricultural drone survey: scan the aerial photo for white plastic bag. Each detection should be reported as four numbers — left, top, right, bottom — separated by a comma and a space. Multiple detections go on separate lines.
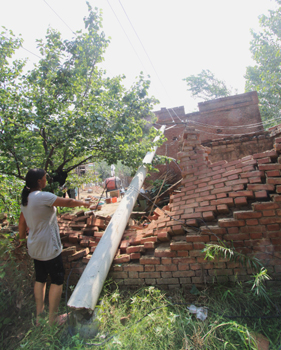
187, 304, 208, 321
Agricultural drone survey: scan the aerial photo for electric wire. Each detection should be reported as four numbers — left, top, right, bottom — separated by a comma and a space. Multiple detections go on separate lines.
43, 0, 76, 36
117, 0, 180, 124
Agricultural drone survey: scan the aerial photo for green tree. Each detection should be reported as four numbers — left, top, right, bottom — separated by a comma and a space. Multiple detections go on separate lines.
245, 0, 281, 122
0, 4, 161, 190
183, 69, 234, 101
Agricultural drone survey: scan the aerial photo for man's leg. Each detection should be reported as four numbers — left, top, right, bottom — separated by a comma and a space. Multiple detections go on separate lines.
48, 283, 63, 325
34, 281, 46, 318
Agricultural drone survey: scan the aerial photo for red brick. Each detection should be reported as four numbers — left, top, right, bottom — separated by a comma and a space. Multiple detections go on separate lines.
234, 197, 248, 206
219, 219, 245, 227
267, 178, 281, 185
211, 198, 234, 206
156, 278, 179, 285
193, 242, 205, 250
234, 211, 262, 219
123, 264, 143, 272
68, 248, 89, 262
173, 257, 196, 264
113, 255, 131, 263
255, 191, 268, 199
267, 170, 280, 177
126, 245, 145, 254
217, 204, 230, 214
259, 164, 281, 171
224, 233, 250, 240
267, 224, 280, 231
173, 271, 195, 278
144, 265, 155, 271
228, 191, 254, 198
144, 242, 155, 249
139, 257, 160, 265
250, 232, 263, 239
241, 170, 264, 178
263, 210, 276, 216
129, 252, 141, 260
202, 211, 215, 221
248, 184, 275, 191
140, 236, 158, 244
259, 217, 281, 225
252, 202, 279, 211
253, 150, 278, 159
246, 219, 259, 226
170, 241, 193, 250
211, 186, 232, 194
186, 235, 210, 242
156, 265, 177, 272
195, 205, 216, 212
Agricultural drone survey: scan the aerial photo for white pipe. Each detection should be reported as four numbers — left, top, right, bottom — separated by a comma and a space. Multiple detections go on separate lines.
68, 125, 166, 310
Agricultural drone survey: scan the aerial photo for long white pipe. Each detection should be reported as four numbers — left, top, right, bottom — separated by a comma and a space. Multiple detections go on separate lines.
68, 125, 166, 310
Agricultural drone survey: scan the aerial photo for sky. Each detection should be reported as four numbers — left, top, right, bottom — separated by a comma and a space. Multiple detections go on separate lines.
0, 0, 276, 113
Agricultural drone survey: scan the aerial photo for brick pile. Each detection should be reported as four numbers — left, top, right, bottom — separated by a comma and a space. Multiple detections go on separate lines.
61, 124, 281, 289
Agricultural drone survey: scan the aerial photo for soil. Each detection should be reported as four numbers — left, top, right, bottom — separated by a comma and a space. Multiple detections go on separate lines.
78, 186, 122, 217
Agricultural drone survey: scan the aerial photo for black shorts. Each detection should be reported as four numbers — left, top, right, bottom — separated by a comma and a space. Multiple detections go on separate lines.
34, 254, 65, 285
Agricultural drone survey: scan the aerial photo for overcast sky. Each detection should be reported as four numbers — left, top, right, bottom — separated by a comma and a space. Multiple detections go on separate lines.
0, 0, 276, 112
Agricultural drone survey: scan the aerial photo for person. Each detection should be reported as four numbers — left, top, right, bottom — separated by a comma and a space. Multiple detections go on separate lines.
18, 168, 90, 326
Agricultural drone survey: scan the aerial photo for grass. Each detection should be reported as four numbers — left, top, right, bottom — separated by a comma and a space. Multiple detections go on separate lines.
1, 238, 281, 349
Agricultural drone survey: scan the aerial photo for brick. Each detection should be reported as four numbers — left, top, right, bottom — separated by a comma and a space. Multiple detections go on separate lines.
139, 272, 161, 278
140, 236, 158, 244
144, 242, 155, 249
168, 225, 186, 235
156, 264, 177, 272
259, 217, 281, 225
219, 219, 245, 227
217, 204, 229, 214
130, 253, 141, 260
139, 257, 160, 265
255, 191, 268, 199
234, 211, 262, 219
267, 178, 281, 185
258, 164, 281, 171
241, 170, 264, 178
145, 265, 155, 271
252, 202, 279, 211
186, 235, 210, 242
154, 248, 176, 258
126, 245, 145, 254
228, 191, 254, 198
211, 186, 232, 194
195, 205, 216, 212
113, 254, 131, 263
246, 219, 259, 225
248, 184, 275, 191
173, 257, 196, 264
211, 198, 234, 206
173, 271, 195, 277
267, 224, 280, 231
156, 278, 179, 285
202, 211, 215, 221
234, 197, 248, 206
123, 264, 144, 272
267, 170, 280, 177
170, 242, 193, 250
253, 150, 278, 159
68, 248, 89, 262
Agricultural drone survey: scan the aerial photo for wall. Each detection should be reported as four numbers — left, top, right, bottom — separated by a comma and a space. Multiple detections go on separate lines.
59, 123, 281, 289
149, 91, 264, 183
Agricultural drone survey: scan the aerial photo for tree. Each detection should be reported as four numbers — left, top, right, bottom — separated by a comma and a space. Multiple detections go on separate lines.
183, 69, 234, 101
245, 0, 281, 122
0, 3, 161, 190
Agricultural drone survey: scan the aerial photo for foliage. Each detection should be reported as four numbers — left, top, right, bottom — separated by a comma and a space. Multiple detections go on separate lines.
0, 174, 24, 224
203, 243, 262, 271
0, 4, 162, 191
183, 69, 235, 101
245, 0, 281, 123
6, 283, 281, 349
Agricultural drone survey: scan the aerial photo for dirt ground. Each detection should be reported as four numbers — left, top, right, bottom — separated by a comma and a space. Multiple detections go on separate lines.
78, 186, 122, 217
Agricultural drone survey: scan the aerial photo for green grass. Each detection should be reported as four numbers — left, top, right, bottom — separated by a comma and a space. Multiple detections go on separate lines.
1, 238, 281, 349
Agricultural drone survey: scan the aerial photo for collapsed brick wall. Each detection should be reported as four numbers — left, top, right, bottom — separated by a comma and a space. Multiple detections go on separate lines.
59, 124, 281, 289
149, 91, 264, 183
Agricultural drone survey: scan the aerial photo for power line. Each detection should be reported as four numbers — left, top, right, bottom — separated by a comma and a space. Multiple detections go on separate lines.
42, 0, 76, 36
117, 0, 179, 124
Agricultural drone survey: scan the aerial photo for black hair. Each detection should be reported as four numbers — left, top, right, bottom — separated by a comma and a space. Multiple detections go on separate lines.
21, 168, 46, 206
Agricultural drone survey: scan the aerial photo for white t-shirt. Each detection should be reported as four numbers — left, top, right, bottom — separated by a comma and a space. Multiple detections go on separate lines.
21, 191, 62, 261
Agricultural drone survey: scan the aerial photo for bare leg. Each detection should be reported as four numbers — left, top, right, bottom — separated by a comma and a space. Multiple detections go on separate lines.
48, 284, 63, 325
34, 281, 46, 320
